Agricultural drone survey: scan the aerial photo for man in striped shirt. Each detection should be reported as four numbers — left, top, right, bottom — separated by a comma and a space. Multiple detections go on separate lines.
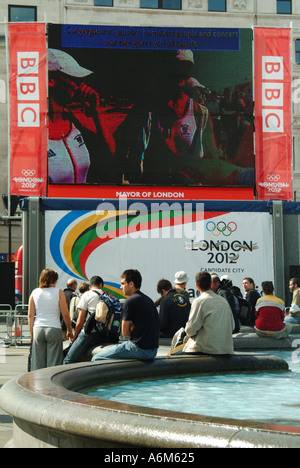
254, 281, 292, 339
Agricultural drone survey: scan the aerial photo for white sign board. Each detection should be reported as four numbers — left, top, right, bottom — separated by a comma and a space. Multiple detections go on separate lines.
45, 202, 273, 301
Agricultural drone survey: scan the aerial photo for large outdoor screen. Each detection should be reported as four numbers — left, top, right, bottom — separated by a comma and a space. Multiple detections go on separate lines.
47, 25, 254, 188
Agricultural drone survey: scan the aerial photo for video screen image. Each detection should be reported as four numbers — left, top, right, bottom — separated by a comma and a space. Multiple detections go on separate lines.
48, 25, 254, 187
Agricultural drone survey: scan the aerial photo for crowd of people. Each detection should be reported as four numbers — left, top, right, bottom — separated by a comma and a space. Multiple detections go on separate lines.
27, 268, 299, 372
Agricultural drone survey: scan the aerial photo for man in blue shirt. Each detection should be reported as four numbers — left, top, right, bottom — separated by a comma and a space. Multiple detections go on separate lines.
92, 270, 160, 361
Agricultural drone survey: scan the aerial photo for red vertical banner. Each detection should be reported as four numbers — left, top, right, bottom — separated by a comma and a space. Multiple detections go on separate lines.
8, 23, 48, 197
255, 28, 293, 201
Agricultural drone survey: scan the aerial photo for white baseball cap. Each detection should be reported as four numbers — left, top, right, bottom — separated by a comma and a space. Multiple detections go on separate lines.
48, 49, 93, 78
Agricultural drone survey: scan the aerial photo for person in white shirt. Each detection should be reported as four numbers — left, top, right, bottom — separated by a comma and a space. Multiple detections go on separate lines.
28, 269, 73, 371
63, 276, 119, 364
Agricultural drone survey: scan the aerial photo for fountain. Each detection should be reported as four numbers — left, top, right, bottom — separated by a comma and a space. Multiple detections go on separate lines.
1, 353, 300, 448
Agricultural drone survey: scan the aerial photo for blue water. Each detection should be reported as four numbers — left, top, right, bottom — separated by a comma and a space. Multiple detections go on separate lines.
85, 350, 300, 427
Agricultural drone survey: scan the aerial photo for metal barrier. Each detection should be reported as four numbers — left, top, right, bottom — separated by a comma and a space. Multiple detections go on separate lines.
0, 305, 14, 346
14, 304, 30, 347
0, 304, 30, 347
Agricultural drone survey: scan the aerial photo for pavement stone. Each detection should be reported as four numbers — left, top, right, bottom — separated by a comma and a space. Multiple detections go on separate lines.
0, 344, 170, 448
0, 346, 29, 448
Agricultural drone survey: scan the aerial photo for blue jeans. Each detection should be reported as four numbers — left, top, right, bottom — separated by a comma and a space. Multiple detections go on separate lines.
284, 315, 300, 324
92, 340, 158, 362
63, 331, 105, 364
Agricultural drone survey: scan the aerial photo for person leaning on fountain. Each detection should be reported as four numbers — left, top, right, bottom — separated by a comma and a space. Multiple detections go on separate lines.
63, 276, 119, 364
174, 271, 235, 356
254, 281, 292, 339
92, 269, 160, 362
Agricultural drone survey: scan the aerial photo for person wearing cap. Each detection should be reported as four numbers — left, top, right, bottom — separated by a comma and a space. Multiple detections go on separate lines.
115, 49, 254, 187
174, 271, 189, 292
284, 278, 300, 324
173, 271, 190, 302
255, 282, 292, 339
154, 271, 189, 308
48, 49, 114, 185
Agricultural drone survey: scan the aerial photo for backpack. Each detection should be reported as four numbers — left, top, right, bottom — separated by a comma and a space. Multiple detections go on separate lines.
84, 291, 122, 339
218, 287, 240, 334
235, 295, 252, 326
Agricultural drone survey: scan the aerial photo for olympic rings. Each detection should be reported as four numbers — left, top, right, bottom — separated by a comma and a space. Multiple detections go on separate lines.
22, 169, 36, 177
267, 174, 281, 182
206, 221, 238, 237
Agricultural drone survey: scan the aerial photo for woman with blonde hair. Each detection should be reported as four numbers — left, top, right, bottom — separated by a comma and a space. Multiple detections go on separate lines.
28, 269, 73, 371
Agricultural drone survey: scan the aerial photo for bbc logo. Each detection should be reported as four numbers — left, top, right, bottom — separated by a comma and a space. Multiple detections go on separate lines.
261, 56, 285, 134
16, 52, 40, 128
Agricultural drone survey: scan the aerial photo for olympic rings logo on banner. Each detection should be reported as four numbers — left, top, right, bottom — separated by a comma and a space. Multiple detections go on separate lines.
22, 169, 36, 177
206, 221, 238, 237
267, 174, 281, 182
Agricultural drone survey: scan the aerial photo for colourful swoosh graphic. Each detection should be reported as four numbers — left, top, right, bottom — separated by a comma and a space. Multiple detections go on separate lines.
50, 208, 224, 298
50, 210, 131, 298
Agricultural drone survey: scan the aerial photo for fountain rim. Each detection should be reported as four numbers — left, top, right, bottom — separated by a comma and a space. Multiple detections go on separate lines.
2, 353, 300, 448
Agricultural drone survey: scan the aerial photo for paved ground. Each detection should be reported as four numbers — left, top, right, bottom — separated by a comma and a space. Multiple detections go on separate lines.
0, 346, 29, 448
0, 343, 171, 448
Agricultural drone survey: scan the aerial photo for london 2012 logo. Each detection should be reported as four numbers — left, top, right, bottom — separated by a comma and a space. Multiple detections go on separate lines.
258, 174, 290, 194
185, 219, 258, 266
13, 168, 44, 190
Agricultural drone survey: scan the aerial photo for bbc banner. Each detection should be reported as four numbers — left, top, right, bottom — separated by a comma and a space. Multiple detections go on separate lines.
45, 202, 273, 300
254, 27, 293, 201
8, 23, 48, 196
